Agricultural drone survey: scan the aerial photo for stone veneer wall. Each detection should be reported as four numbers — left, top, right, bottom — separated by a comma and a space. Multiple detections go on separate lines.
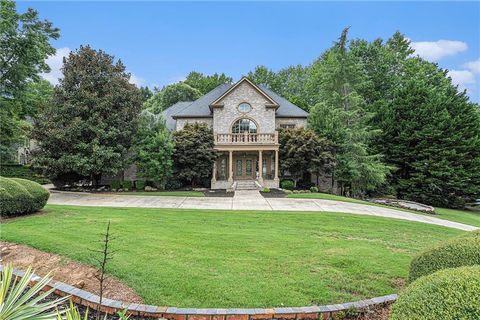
213, 82, 276, 134
275, 118, 308, 129
4, 265, 397, 320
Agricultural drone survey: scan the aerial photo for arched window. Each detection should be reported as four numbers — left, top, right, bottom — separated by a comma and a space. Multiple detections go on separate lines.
238, 102, 252, 113
232, 118, 257, 134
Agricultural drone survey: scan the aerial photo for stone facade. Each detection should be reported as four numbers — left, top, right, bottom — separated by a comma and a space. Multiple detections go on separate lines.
176, 118, 213, 130
275, 118, 308, 129
213, 81, 276, 134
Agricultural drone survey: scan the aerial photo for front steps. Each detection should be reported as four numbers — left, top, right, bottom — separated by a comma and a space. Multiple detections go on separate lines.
235, 180, 258, 190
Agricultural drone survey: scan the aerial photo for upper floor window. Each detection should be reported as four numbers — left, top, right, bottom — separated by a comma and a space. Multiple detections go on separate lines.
232, 118, 257, 134
238, 102, 252, 113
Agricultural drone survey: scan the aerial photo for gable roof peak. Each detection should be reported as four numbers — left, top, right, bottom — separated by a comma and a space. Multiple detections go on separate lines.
209, 77, 280, 109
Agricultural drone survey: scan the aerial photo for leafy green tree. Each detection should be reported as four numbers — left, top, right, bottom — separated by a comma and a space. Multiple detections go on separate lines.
308, 28, 391, 196
31, 46, 142, 187
184, 71, 232, 94
144, 82, 201, 113
134, 111, 174, 188
248, 65, 310, 111
279, 128, 334, 187
380, 58, 480, 207
139, 86, 153, 102
0, 0, 59, 97
172, 123, 217, 188
0, 80, 53, 162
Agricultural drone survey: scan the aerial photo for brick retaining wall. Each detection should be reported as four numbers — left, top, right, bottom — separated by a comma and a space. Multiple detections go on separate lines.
4, 266, 397, 320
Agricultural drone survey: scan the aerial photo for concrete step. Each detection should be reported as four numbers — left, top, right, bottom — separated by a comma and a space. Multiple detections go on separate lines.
234, 180, 258, 190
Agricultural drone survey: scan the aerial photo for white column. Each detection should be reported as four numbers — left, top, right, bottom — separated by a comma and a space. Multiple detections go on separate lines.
211, 160, 217, 182
228, 150, 233, 182
258, 150, 264, 185
274, 149, 279, 182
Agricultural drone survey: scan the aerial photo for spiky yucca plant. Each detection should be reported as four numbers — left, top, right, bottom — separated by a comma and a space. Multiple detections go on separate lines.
57, 301, 88, 320
0, 264, 68, 320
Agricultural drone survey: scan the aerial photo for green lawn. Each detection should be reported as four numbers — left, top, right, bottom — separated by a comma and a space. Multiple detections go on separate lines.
111, 191, 205, 197
288, 193, 480, 227
1, 205, 464, 308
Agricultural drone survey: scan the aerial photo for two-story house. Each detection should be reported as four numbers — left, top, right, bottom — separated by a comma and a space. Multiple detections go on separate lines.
162, 77, 309, 190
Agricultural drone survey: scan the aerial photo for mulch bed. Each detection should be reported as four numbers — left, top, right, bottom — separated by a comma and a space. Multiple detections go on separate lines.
260, 188, 287, 198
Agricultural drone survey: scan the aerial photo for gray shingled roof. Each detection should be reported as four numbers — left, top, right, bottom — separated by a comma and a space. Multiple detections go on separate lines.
161, 101, 193, 130
259, 85, 309, 118
161, 80, 308, 130
173, 83, 232, 118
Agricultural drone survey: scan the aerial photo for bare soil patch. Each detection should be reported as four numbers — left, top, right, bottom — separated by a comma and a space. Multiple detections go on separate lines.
0, 241, 143, 303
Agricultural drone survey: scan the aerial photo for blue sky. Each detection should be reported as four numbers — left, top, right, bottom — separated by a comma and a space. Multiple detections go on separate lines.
19, 1, 480, 102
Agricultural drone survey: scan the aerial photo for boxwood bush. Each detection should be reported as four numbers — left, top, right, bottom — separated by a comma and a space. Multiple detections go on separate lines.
280, 180, 294, 190
391, 266, 480, 320
0, 177, 50, 217
408, 231, 480, 282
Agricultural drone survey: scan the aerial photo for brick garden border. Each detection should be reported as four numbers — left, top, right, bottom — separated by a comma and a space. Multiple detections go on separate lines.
4, 265, 397, 319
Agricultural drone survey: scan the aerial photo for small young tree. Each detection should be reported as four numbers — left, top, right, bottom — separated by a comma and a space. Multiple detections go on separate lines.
172, 123, 217, 188
279, 128, 334, 187
31, 46, 142, 187
134, 111, 174, 188
90, 221, 115, 320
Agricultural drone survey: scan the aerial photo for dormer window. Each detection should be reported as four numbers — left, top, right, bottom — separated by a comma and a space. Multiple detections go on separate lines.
232, 118, 257, 134
238, 102, 252, 113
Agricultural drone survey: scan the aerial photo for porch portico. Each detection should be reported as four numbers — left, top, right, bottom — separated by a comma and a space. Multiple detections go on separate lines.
211, 133, 280, 190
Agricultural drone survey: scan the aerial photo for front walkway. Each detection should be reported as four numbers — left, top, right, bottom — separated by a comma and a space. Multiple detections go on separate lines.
46, 190, 478, 231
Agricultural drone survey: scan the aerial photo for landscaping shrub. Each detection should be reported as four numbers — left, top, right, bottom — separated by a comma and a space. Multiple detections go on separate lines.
310, 186, 319, 193
0, 177, 50, 217
261, 187, 270, 193
408, 231, 480, 282
135, 180, 146, 190
121, 180, 133, 191
281, 180, 294, 190
391, 266, 480, 320
110, 180, 121, 191
0, 164, 50, 185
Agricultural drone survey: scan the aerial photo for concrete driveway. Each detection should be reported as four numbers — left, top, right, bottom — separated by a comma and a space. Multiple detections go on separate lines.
47, 190, 477, 231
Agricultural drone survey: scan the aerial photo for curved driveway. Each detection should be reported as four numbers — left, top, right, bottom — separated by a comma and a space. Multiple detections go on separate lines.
47, 190, 477, 231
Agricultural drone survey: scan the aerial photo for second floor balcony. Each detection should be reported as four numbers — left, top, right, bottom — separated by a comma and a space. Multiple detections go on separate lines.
214, 132, 278, 145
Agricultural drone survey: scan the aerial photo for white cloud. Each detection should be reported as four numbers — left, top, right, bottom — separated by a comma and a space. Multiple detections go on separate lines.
410, 40, 467, 61
463, 58, 480, 74
129, 73, 145, 87
448, 69, 477, 96
40, 47, 71, 85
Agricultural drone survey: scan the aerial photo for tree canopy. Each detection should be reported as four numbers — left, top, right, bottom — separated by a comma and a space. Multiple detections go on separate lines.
144, 82, 201, 114
31, 46, 142, 186
172, 123, 217, 187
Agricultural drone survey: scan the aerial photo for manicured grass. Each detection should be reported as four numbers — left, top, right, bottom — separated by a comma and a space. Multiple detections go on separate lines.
112, 191, 205, 197
433, 207, 480, 227
288, 192, 370, 204
288, 193, 480, 227
1, 205, 464, 308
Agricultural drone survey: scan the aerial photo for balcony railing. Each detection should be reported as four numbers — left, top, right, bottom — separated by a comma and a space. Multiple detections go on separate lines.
214, 132, 278, 145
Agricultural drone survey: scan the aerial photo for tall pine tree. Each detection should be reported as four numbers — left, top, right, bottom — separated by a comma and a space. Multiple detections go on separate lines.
308, 28, 391, 197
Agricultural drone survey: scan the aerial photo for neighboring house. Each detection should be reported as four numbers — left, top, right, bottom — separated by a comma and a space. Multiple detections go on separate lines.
162, 77, 309, 189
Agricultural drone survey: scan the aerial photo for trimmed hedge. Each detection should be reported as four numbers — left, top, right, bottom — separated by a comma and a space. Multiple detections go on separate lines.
408, 231, 480, 282
391, 266, 480, 320
0, 177, 50, 217
280, 180, 294, 190
0, 164, 50, 185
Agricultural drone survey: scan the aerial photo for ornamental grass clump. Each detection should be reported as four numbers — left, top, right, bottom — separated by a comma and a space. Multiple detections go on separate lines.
391, 266, 480, 320
408, 230, 480, 282
0, 264, 68, 320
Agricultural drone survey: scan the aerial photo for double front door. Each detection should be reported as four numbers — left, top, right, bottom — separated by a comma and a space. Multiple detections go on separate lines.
234, 157, 255, 180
